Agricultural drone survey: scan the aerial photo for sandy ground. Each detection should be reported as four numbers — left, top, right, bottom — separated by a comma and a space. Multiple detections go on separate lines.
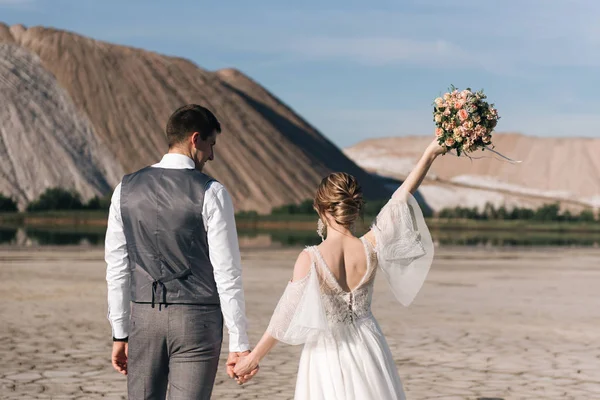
1, 245, 599, 400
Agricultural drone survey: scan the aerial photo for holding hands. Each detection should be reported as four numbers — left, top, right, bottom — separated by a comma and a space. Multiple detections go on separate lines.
227, 351, 260, 385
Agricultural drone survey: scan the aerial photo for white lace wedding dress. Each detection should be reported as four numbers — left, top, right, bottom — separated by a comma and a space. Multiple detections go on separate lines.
266, 191, 435, 400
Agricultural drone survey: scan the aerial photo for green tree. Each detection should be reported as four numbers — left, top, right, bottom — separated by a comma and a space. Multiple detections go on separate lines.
85, 193, 112, 210
27, 188, 84, 211
272, 199, 315, 215
533, 203, 560, 221
482, 202, 496, 220
510, 207, 534, 220
496, 205, 508, 220
0, 193, 18, 212
578, 209, 596, 222
560, 210, 574, 222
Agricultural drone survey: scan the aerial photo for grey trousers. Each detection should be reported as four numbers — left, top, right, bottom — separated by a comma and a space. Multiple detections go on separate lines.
127, 303, 223, 400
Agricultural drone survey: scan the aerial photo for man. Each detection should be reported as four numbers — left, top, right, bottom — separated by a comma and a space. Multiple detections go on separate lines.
105, 104, 257, 399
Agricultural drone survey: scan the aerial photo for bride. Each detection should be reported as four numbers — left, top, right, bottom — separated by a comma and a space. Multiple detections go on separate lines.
233, 139, 446, 399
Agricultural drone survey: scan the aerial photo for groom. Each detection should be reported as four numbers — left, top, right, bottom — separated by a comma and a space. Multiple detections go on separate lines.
105, 104, 257, 399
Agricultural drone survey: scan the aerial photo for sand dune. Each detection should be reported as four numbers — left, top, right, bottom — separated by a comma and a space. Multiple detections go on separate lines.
345, 133, 600, 211
0, 23, 388, 211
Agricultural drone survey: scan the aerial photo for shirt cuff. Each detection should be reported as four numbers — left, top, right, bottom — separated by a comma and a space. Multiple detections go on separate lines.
229, 332, 250, 353
111, 320, 130, 340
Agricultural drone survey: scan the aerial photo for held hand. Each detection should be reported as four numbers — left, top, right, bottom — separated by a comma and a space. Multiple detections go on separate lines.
226, 351, 248, 379
427, 138, 447, 157
233, 353, 260, 384
111, 342, 128, 375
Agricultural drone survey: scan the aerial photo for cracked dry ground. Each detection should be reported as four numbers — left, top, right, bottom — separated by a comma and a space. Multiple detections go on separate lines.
1, 246, 599, 399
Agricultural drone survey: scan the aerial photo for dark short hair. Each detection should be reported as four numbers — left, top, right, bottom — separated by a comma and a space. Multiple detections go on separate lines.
166, 104, 221, 147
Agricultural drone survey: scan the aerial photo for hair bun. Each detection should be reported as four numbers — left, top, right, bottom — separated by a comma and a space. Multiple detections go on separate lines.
313, 172, 364, 229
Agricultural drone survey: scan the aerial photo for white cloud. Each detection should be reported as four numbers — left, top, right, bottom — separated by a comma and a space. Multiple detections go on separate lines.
86, 1, 600, 71
282, 36, 475, 68
249, 3, 600, 70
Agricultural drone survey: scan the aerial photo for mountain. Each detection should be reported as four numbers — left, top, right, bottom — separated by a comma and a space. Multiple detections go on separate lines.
0, 23, 389, 212
345, 133, 600, 212
0, 36, 122, 208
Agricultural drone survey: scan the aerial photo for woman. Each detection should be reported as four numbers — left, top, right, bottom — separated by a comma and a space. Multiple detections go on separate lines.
234, 139, 446, 399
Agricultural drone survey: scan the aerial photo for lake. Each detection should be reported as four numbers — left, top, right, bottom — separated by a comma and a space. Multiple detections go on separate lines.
1, 225, 599, 248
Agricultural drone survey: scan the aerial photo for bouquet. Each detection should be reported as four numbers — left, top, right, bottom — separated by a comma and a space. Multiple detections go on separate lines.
433, 85, 499, 156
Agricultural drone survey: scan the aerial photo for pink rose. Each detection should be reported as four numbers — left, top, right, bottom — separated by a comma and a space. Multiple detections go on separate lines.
435, 97, 444, 107
455, 100, 465, 109
443, 109, 451, 116
458, 109, 469, 121
460, 89, 471, 99
445, 137, 456, 147
443, 93, 451, 101
435, 128, 444, 137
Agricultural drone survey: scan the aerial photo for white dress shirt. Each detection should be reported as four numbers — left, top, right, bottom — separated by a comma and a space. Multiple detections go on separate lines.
105, 153, 250, 352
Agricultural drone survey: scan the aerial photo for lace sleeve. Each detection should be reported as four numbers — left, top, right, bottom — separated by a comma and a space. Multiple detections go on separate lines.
266, 253, 329, 345
371, 189, 435, 306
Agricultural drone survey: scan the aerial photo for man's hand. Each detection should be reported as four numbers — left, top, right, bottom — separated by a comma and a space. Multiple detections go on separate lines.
111, 342, 128, 375
233, 352, 260, 385
226, 352, 246, 379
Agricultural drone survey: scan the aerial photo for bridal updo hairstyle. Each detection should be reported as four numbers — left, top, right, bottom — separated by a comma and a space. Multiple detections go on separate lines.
314, 172, 365, 228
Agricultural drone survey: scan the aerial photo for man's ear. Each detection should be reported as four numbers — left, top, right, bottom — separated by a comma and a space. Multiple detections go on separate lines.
190, 132, 201, 147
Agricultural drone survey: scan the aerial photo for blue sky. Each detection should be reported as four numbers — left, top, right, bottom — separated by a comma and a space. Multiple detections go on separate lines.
1, 0, 598, 147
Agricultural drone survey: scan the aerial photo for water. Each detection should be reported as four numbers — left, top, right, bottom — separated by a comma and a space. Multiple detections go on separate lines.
1, 226, 598, 248
0, 226, 105, 246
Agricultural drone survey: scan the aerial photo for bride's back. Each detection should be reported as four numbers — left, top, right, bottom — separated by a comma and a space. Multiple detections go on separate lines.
316, 236, 369, 292
310, 172, 373, 293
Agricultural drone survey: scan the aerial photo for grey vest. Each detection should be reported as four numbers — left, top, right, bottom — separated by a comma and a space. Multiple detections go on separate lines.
121, 166, 220, 306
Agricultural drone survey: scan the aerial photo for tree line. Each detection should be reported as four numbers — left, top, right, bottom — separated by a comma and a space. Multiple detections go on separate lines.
437, 202, 597, 222
0, 189, 597, 223
263, 199, 598, 223
0, 188, 111, 212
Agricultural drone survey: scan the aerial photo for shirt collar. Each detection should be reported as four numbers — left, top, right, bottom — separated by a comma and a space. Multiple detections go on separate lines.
155, 153, 196, 169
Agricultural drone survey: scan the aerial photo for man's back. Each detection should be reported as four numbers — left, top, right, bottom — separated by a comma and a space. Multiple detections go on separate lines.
105, 104, 252, 400
120, 166, 219, 306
